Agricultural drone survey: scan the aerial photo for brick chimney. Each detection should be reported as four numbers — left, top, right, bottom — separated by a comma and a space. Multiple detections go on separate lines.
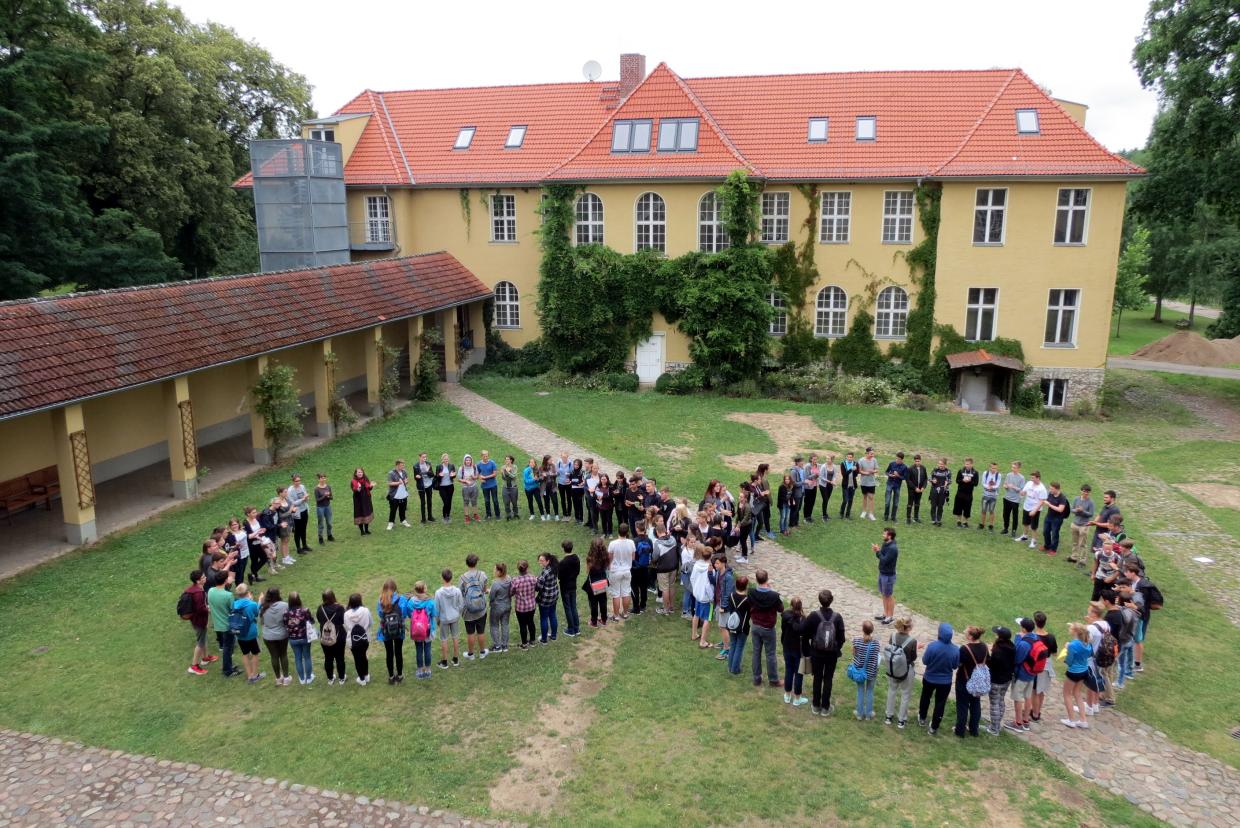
619, 53, 646, 98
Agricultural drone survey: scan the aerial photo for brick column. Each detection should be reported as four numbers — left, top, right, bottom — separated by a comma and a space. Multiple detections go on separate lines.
313, 338, 334, 438
51, 404, 96, 545
163, 376, 198, 499
247, 355, 271, 465
364, 327, 383, 418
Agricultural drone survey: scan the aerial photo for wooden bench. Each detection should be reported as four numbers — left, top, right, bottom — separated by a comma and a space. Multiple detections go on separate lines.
0, 466, 59, 524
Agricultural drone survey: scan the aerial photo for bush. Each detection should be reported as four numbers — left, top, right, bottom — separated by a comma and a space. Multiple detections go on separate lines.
723, 378, 761, 398
543, 369, 639, 393
830, 310, 883, 376
655, 365, 706, 395
835, 376, 897, 406
876, 361, 932, 395
604, 371, 640, 393
901, 393, 932, 411
1011, 381, 1044, 417
762, 362, 836, 402
482, 337, 553, 378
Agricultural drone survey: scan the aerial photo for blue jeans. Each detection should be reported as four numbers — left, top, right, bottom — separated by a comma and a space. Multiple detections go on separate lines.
856, 677, 876, 717
1043, 516, 1064, 551
779, 505, 791, 533
884, 485, 901, 519
751, 624, 777, 682
1117, 641, 1135, 686
561, 590, 580, 635
215, 631, 235, 676
482, 486, 499, 518
415, 640, 433, 669
538, 604, 558, 642
728, 633, 748, 674
839, 487, 856, 517
316, 504, 333, 539
681, 573, 694, 614
783, 651, 803, 695
291, 638, 313, 681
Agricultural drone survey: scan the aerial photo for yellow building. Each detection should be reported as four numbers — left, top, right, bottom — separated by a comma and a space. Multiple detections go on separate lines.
290, 55, 1140, 409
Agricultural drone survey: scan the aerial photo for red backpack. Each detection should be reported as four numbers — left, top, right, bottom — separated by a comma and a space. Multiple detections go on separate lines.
1024, 638, 1049, 675
409, 606, 431, 642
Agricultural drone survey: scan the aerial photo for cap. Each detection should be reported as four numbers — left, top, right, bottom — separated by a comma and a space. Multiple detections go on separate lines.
992, 625, 1012, 640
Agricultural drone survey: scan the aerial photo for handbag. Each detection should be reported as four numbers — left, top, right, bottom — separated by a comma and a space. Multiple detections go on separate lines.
305, 616, 319, 643
800, 656, 812, 676
590, 578, 609, 596
846, 663, 866, 684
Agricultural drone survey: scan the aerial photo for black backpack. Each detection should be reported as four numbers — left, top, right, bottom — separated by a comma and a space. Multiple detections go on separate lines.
176, 590, 194, 620
381, 603, 404, 638
812, 610, 836, 652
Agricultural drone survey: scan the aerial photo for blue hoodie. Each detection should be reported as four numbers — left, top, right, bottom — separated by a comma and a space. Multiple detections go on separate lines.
920, 622, 960, 683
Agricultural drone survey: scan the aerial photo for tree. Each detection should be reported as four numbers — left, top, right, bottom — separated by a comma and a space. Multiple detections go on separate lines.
1113, 224, 1151, 337
250, 363, 305, 464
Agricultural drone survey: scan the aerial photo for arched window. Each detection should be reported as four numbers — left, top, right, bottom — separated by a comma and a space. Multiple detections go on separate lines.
635, 192, 666, 252
768, 292, 788, 336
575, 193, 604, 245
493, 281, 520, 328
814, 286, 848, 338
698, 192, 730, 252
875, 286, 909, 339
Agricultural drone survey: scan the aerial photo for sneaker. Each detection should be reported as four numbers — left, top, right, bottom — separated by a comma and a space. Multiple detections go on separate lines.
1014, 534, 1026, 542
769, 679, 781, 687
753, 677, 762, 687
868, 514, 877, 521
854, 710, 862, 720
188, 665, 208, 676
529, 515, 536, 521
464, 651, 475, 661
1100, 699, 1115, 707
464, 515, 472, 524
882, 617, 893, 625
401, 520, 411, 528
1020, 723, 1031, 732
203, 655, 219, 664
247, 674, 262, 684
480, 649, 489, 658
792, 697, 809, 707
386, 522, 394, 531
824, 704, 835, 717
884, 716, 893, 726
784, 693, 792, 704
874, 614, 886, 621
438, 660, 449, 670
928, 728, 938, 736
357, 676, 366, 685
1077, 721, 1091, 729
978, 524, 986, 531
1029, 541, 1038, 549
898, 720, 906, 730
811, 706, 821, 716
1060, 718, 1078, 728
282, 556, 297, 565
920, 718, 930, 728
451, 657, 459, 666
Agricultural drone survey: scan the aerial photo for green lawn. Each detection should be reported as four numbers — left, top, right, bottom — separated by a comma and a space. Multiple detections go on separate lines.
1137, 439, 1240, 544
464, 374, 1240, 769
1109, 302, 1194, 356
0, 397, 1160, 827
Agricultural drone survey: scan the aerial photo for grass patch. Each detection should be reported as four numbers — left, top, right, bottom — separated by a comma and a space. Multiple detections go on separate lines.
1136, 439, 1240, 544
1109, 302, 1193, 356
1157, 372, 1240, 407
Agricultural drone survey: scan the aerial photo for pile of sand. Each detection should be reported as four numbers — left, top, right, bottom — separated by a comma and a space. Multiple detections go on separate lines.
1132, 330, 1240, 367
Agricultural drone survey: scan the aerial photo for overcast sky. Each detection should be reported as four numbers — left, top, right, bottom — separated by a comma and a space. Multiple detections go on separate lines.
173, 0, 1160, 151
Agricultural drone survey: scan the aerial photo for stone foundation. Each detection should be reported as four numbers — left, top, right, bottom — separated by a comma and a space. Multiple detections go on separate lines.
1024, 366, 1105, 410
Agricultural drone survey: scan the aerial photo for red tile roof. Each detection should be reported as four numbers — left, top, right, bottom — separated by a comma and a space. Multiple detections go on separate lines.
0, 253, 491, 420
258, 64, 1140, 189
945, 349, 1026, 372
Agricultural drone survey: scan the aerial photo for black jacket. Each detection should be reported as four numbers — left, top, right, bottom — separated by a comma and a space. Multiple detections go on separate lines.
876, 540, 899, 576
905, 464, 928, 492
988, 639, 1017, 685
802, 608, 846, 654
557, 553, 581, 593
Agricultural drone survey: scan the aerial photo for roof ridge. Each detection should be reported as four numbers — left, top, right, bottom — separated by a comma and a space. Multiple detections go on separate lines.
664, 64, 758, 174
363, 90, 406, 184
378, 91, 416, 184
932, 69, 1018, 176
1011, 69, 1143, 174
685, 67, 1019, 83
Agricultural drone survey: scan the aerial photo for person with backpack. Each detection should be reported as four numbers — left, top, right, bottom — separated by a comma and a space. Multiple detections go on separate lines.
343, 592, 371, 685
489, 563, 513, 652
435, 569, 464, 667
1060, 622, 1093, 729
1085, 601, 1116, 712
207, 568, 241, 679
1031, 611, 1059, 723
712, 554, 737, 662
535, 553, 561, 644
511, 561, 538, 649
918, 622, 959, 735
375, 579, 410, 684
953, 626, 989, 737
230, 583, 264, 684
652, 521, 679, 615
986, 626, 1017, 735
723, 575, 752, 675
631, 524, 652, 616
1112, 589, 1140, 690
181, 570, 213, 676
259, 587, 290, 686
882, 617, 918, 729
407, 582, 438, 679
459, 555, 490, 659
850, 620, 881, 720
689, 545, 715, 649
558, 540, 581, 636
284, 592, 315, 685
1125, 561, 1160, 675
1006, 617, 1045, 732
316, 589, 347, 685
803, 589, 846, 716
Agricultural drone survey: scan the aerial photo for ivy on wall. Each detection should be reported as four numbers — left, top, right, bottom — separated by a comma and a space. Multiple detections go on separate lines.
458, 189, 472, 239
898, 183, 942, 369
771, 185, 830, 367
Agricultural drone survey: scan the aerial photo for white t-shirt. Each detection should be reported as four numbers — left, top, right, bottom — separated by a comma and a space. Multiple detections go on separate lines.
608, 538, 635, 573
1021, 481, 1048, 512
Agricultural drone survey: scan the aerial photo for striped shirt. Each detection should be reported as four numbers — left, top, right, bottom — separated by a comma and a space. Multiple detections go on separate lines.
851, 637, 881, 681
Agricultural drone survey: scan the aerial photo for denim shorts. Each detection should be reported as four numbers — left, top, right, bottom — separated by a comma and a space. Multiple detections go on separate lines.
694, 600, 713, 622
981, 497, 997, 514
878, 574, 896, 596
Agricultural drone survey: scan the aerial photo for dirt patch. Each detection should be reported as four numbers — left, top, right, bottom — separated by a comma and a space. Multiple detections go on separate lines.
719, 411, 872, 473
1175, 482, 1240, 510
650, 442, 692, 463
1133, 330, 1240, 367
487, 624, 621, 814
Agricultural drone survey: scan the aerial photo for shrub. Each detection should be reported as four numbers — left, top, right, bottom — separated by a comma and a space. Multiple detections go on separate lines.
250, 362, 305, 464
723, 378, 761, 398
604, 372, 640, 393
876, 361, 932, 395
835, 376, 896, 406
901, 393, 932, 411
1011, 381, 1044, 417
655, 365, 706, 395
412, 328, 442, 401
542, 370, 640, 393
830, 310, 883, 376
762, 362, 836, 402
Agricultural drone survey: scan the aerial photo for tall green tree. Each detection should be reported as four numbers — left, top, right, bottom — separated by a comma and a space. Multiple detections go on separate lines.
1113, 224, 1151, 337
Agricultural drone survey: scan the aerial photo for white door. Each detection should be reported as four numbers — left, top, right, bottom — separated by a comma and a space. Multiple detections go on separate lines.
635, 334, 665, 383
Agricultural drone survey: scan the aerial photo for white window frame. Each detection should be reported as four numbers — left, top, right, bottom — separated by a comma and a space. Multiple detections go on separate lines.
309, 127, 335, 142
698, 191, 729, 252
964, 287, 999, 342
819, 191, 851, 243
504, 125, 527, 148
454, 126, 475, 150
1054, 188, 1091, 245
760, 192, 791, 244
855, 116, 877, 141
574, 193, 604, 246
1016, 109, 1040, 134
490, 193, 517, 243
814, 286, 848, 338
768, 292, 788, 336
635, 192, 666, 252
875, 286, 910, 339
973, 188, 1007, 245
612, 119, 653, 153
1041, 378, 1068, 409
807, 117, 829, 143
881, 190, 914, 244
493, 281, 520, 329
1044, 288, 1080, 348
364, 195, 391, 243
657, 118, 699, 152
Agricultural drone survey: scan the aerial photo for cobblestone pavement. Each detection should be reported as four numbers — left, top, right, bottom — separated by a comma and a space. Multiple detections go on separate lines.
0, 730, 512, 828
442, 383, 1240, 828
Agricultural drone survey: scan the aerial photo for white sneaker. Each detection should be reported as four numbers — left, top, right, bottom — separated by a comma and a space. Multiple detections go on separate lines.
356, 676, 365, 685
529, 515, 536, 521
386, 522, 394, 531
480, 649, 489, 659
1060, 718, 1078, 728
869, 514, 877, 521
282, 556, 296, 565
1029, 541, 1038, 549
1015, 535, 1027, 542
1077, 720, 1090, 729
401, 520, 412, 528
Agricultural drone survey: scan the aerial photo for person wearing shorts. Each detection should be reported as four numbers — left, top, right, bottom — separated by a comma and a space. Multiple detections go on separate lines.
434, 569, 463, 668
1006, 617, 1039, 732
857, 447, 879, 521
1016, 471, 1047, 549
979, 462, 1001, 532
458, 454, 480, 523
872, 527, 898, 624
1031, 612, 1058, 721
607, 524, 636, 618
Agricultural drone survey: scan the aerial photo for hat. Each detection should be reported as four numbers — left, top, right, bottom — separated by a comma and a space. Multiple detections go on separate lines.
992, 625, 1012, 640
1017, 617, 1036, 632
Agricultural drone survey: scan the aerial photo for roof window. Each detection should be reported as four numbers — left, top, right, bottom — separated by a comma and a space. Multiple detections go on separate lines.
611, 119, 652, 153
855, 116, 876, 141
1016, 109, 1040, 134
807, 117, 829, 143
658, 118, 699, 152
453, 127, 475, 150
505, 125, 527, 148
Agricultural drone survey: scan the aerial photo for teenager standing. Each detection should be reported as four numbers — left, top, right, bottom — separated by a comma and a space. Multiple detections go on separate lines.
857, 447, 879, 521
458, 454, 480, 524
288, 474, 311, 554
904, 454, 927, 525
414, 452, 436, 523
1042, 481, 1070, 555
316, 589, 348, 685
477, 450, 499, 521
1001, 461, 1025, 537
928, 458, 951, 527
385, 460, 410, 531
802, 455, 821, 524
979, 462, 1001, 533
918, 622, 959, 735
558, 539, 581, 636
1068, 484, 1096, 563
882, 452, 907, 522
818, 453, 836, 521
351, 468, 374, 535
343, 593, 371, 685
804, 590, 845, 716
1016, 471, 1048, 549
952, 626, 988, 737
838, 454, 858, 519
435, 453, 457, 524
872, 528, 898, 625
523, 457, 544, 520
501, 455, 520, 520
952, 458, 977, 528
314, 473, 334, 545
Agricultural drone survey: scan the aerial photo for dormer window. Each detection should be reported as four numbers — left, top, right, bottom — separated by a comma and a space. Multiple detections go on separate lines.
453, 127, 476, 149
855, 116, 877, 141
612, 119, 653, 153
657, 118, 699, 152
807, 117, 829, 143
505, 125, 527, 148
1016, 109, 1040, 134
309, 128, 335, 142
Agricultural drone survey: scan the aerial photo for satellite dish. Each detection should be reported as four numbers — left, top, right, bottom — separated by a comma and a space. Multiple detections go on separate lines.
582, 60, 602, 82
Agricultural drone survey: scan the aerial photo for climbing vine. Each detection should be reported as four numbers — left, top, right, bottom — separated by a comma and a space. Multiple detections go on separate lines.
771, 185, 830, 366
378, 342, 402, 415
458, 189, 472, 238
323, 352, 358, 434
250, 362, 305, 465
899, 183, 942, 369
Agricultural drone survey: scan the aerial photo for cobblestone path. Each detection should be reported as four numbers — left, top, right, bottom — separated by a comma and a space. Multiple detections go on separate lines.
442, 383, 1240, 828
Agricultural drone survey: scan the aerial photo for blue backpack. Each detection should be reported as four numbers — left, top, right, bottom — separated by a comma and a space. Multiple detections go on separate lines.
227, 604, 248, 637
